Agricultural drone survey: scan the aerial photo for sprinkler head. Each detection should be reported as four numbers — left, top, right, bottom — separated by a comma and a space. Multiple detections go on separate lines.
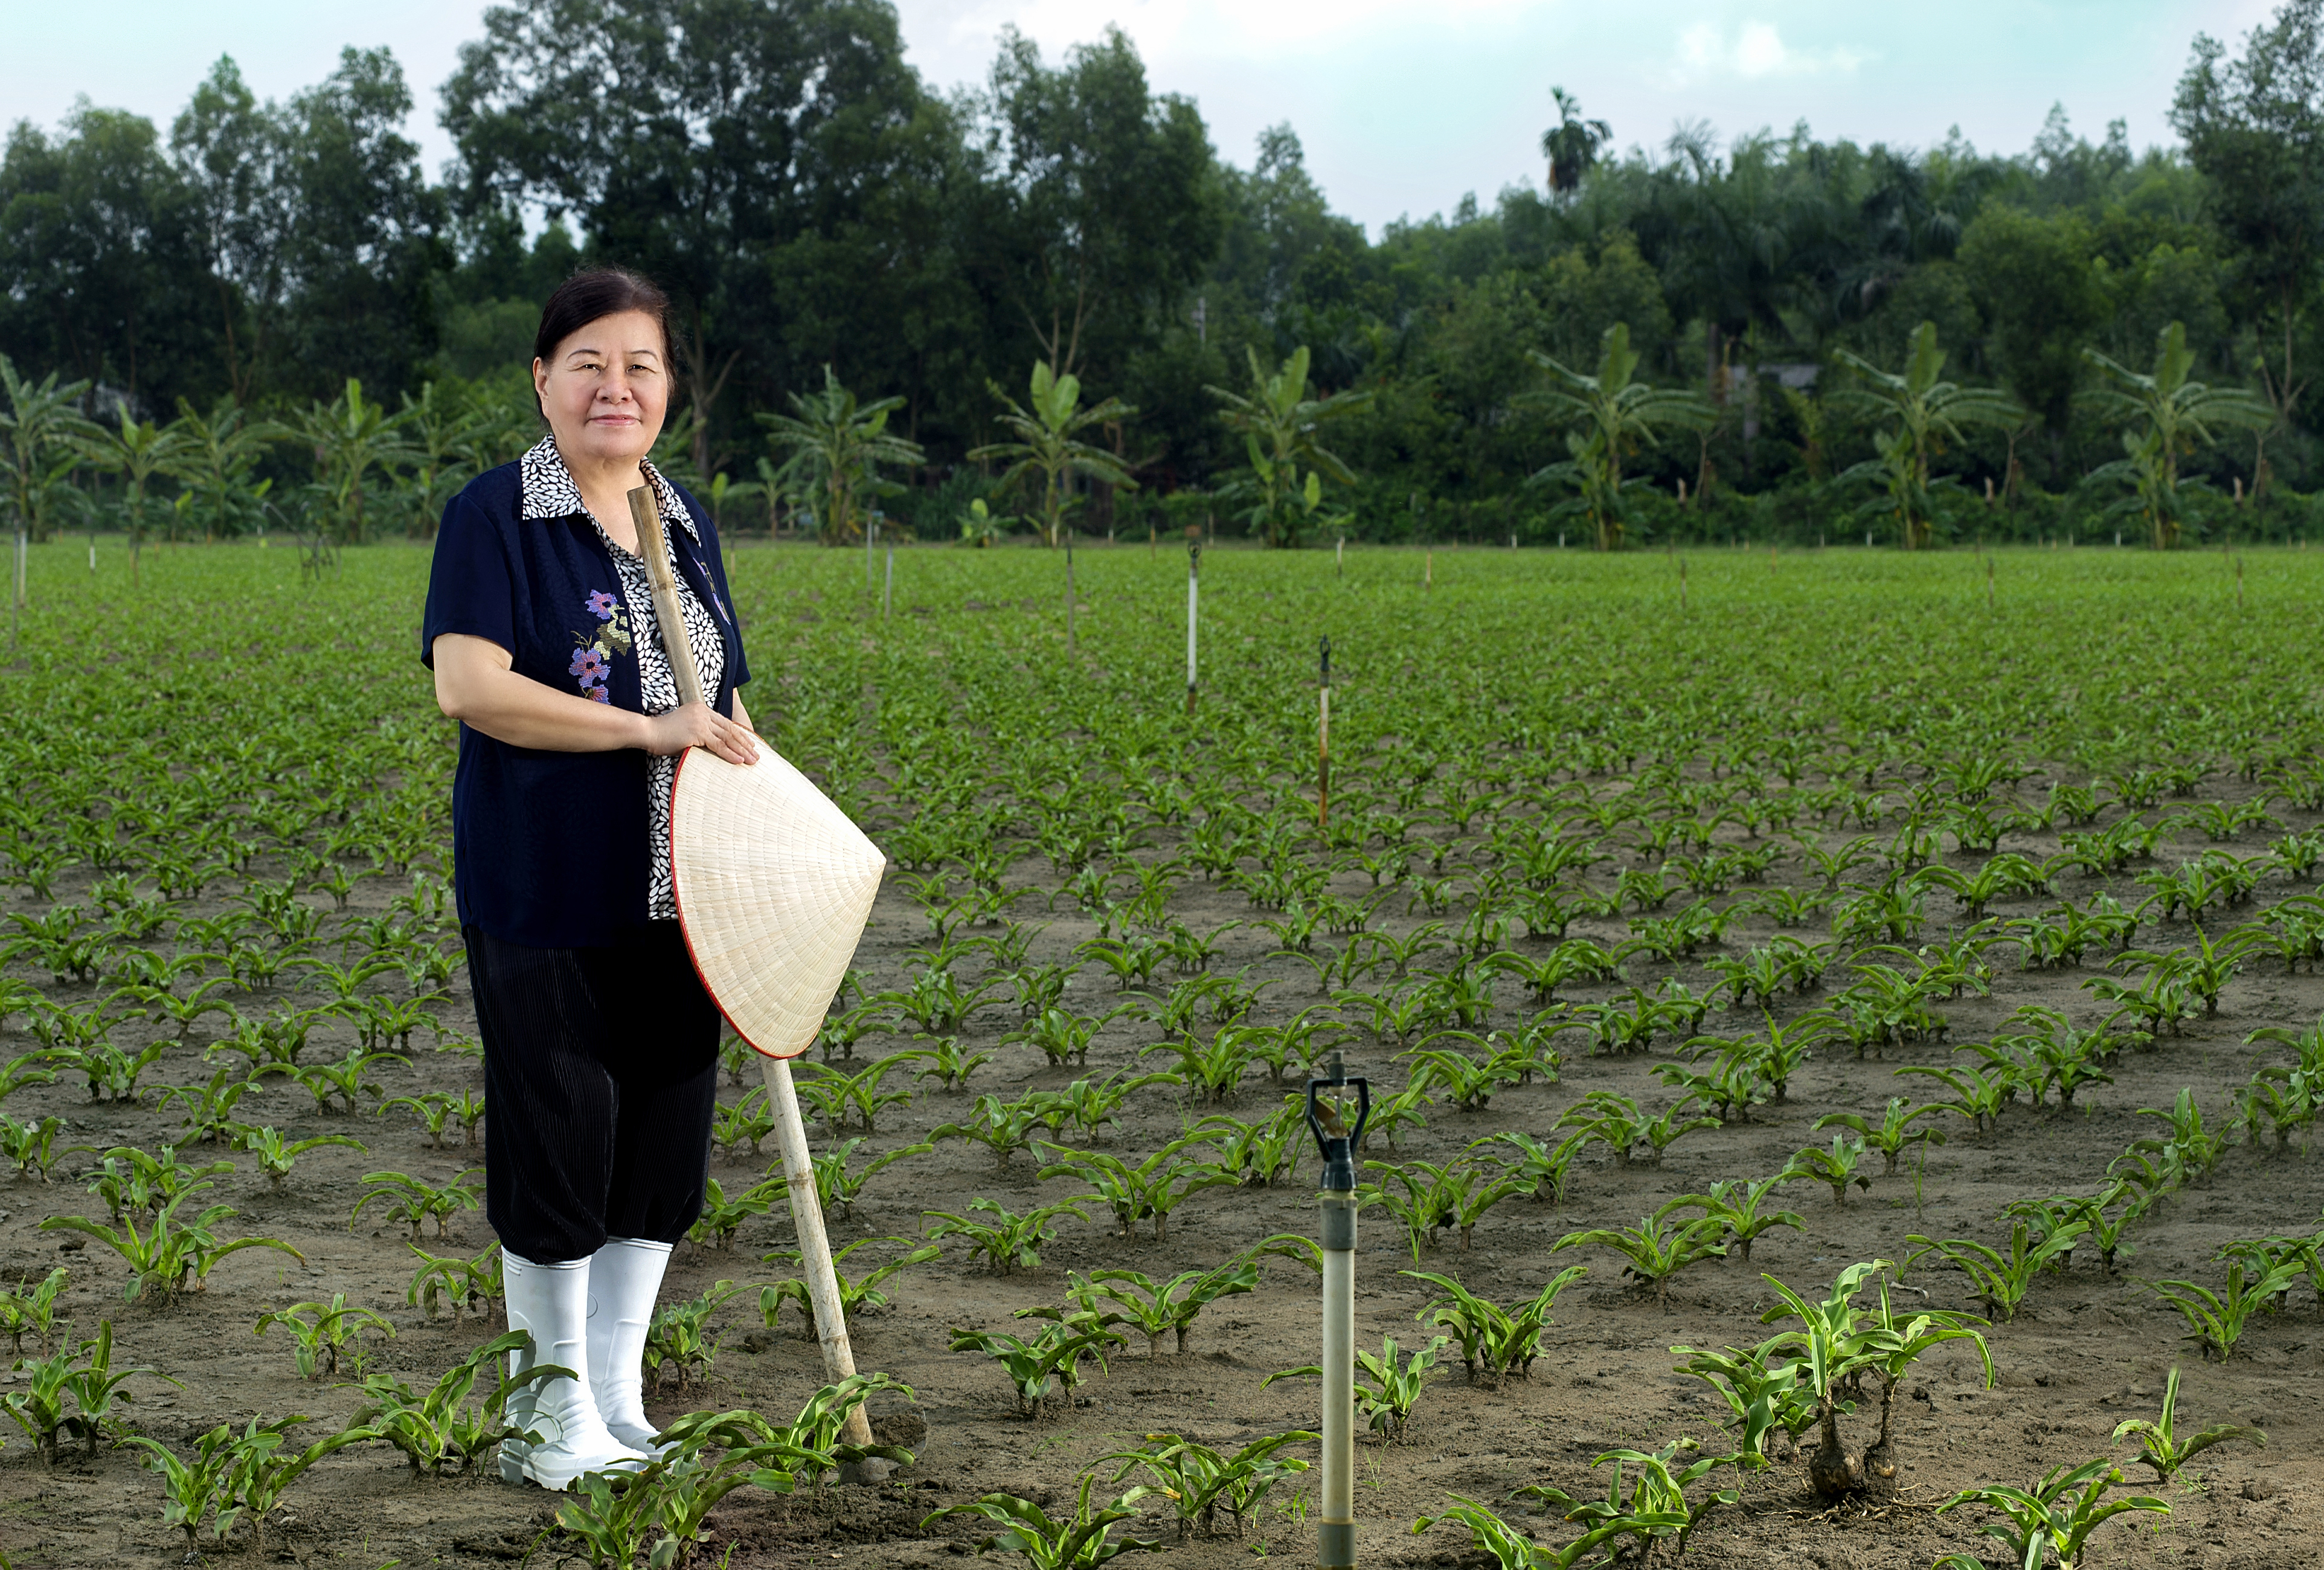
1304, 1049, 1370, 1192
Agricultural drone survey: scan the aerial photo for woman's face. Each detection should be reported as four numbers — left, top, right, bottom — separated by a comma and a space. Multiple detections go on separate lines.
533, 310, 669, 471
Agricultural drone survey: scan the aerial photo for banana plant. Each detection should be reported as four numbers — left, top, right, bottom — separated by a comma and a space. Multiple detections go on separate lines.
2081, 321, 2273, 550
1524, 323, 1711, 550
968, 360, 1138, 549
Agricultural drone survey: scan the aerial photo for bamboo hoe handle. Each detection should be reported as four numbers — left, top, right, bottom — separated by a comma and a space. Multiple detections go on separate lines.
629, 483, 888, 1475
626, 485, 707, 710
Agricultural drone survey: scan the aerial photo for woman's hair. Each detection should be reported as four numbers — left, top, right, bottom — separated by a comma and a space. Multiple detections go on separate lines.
532, 266, 675, 374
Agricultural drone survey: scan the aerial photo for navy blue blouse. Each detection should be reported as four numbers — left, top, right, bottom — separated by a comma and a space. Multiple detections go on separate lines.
421, 452, 750, 947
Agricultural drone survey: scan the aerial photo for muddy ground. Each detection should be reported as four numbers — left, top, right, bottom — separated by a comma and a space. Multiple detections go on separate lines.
2, 775, 2321, 1570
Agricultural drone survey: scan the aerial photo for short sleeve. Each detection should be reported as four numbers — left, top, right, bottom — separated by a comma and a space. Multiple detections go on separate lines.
422, 485, 516, 668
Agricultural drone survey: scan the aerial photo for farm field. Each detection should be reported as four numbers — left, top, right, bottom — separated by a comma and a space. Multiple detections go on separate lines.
1, 537, 2322, 1569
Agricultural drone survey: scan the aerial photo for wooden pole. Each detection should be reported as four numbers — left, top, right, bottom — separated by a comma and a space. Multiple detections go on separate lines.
1065, 533, 1075, 653
627, 487, 884, 1475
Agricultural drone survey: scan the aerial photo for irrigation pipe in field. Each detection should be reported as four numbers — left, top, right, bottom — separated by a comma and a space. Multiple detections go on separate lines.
628, 485, 887, 1478
1186, 543, 1200, 714
1305, 1053, 1368, 1570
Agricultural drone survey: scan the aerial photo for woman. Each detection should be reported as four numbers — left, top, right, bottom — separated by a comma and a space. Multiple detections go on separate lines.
422, 267, 759, 1490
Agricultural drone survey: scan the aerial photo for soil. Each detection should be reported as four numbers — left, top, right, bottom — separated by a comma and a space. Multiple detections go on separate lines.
2, 772, 2321, 1570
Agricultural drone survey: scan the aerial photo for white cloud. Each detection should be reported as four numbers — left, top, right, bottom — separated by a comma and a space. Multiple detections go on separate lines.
1668, 19, 1870, 86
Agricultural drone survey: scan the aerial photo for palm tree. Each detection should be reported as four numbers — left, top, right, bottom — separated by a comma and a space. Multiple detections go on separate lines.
1525, 324, 1712, 550
757, 367, 925, 546
1832, 322, 2023, 550
1205, 347, 1366, 549
0, 355, 98, 546
2082, 322, 2274, 550
279, 379, 415, 545
74, 402, 193, 585
1540, 88, 1613, 200
969, 361, 1137, 550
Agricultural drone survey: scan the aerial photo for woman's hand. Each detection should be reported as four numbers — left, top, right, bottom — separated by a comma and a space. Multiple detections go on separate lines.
642, 701, 760, 765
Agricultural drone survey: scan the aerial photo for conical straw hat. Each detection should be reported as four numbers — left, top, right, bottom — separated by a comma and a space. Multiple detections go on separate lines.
669, 737, 886, 1060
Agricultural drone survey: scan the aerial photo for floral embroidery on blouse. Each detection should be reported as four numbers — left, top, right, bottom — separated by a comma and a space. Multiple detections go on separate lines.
569, 591, 633, 703
520, 435, 727, 921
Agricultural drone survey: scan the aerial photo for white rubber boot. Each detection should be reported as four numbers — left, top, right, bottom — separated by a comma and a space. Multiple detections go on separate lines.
499, 1251, 649, 1489
586, 1237, 675, 1456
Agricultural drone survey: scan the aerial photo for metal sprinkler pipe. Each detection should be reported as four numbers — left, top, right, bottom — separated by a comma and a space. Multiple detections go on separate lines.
1305, 1048, 1369, 1570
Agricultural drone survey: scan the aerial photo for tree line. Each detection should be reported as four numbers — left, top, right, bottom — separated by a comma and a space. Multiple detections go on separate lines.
4, 0, 2322, 549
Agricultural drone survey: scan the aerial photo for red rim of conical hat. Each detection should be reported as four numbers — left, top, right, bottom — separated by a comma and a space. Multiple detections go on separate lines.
668, 737, 885, 1060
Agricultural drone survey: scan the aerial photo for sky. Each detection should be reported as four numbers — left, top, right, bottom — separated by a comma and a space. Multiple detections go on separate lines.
5, 0, 2286, 237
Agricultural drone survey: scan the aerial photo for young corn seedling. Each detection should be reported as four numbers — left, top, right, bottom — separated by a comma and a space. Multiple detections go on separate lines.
1514, 1437, 1741, 1564
761, 1237, 941, 1336
1555, 1090, 1651, 1167
1814, 1098, 1949, 1176
352, 1330, 557, 1476
1411, 1492, 1620, 1570
685, 1174, 773, 1253
921, 1476, 1161, 1566
871, 966, 1006, 1035
1068, 1260, 1259, 1357
1467, 1130, 1588, 1210
1036, 1142, 1233, 1242
2112, 1365, 2265, 1481
1895, 1062, 2008, 1134
923, 1196, 1091, 1275
132, 1414, 372, 1559
292, 1046, 408, 1116
1103, 1431, 1315, 1540
82, 1143, 235, 1223
1669, 1336, 1814, 1469
793, 1053, 918, 1134
644, 1281, 748, 1391
713, 1084, 778, 1160
899, 1033, 994, 1092
1904, 1219, 2087, 1321
1186, 1100, 1307, 1187
947, 1315, 1127, 1417
1402, 1266, 1589, 1386
349, 1168, 484, 1241
1553, 1208, 1728, 1310
1782, 1134, 1872, 1206
254, 1293, 395, 1379
931, 1093, 1067, 1171
0, 1111, 65, 1182
1402, 1037, 1525, 1112
1933, 1459, 2168, 1570
1362, 1158, 1530, 1256
378, 1091, 460, 1149
1, 1319, 175, 1462
1664, 1177, 1805, 1263
406, 1241, 506, 1322
1265, 1333, 1446, 1443
236, 1127, 367, 1190
807, 1136, 934, 1219
153, 1066, 265, 1146
1654, 1038, 1766, 1124
40, 1192, 304, 1304
0, 1267, 71, 1355
2143, 1260, 2305, 1361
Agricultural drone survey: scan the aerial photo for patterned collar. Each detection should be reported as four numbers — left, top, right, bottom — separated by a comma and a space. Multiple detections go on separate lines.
518, 434, 699, 543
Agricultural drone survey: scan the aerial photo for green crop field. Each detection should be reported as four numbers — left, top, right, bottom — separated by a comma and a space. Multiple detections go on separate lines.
1, 537, 2321, 1568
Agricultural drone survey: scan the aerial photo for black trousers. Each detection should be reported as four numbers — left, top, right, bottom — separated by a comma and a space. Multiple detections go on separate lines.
464, 920, 721, 1264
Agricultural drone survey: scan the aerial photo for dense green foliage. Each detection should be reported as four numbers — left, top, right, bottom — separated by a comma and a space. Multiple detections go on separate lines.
10, 4, 2324, 546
